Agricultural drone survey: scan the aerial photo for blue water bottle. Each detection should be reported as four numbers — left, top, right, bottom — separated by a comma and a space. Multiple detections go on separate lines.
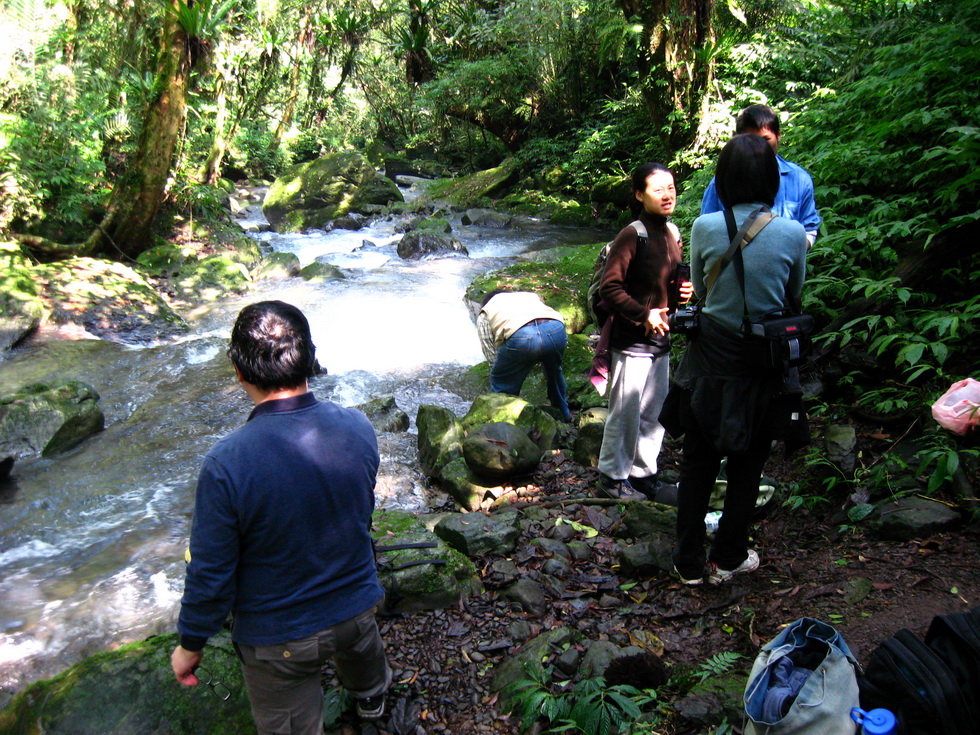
851, 707, 898, 735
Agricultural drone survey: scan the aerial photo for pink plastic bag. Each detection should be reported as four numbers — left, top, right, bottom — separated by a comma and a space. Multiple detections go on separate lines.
932, 378, 980, 435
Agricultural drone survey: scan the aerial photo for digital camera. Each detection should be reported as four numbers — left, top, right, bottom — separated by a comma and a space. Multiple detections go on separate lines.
669, 305, 701, 337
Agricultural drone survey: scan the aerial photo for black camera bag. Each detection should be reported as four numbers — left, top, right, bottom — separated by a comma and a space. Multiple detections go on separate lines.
742, 310, 815, 371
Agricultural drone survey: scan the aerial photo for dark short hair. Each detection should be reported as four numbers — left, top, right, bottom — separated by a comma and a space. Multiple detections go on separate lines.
736, 104, 780, 136
715, 134, 779, 208
629, 162, 672, 216
227, 301, 317, 391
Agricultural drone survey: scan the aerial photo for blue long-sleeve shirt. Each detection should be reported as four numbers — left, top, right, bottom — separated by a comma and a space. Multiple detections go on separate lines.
700, 154, 821, 244
177, 393, 383, 650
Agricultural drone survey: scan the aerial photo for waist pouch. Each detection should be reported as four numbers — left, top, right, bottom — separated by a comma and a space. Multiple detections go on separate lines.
743, 311, 815, 371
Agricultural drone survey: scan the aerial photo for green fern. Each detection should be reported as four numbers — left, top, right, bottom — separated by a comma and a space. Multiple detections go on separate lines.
696, 652, 745, 682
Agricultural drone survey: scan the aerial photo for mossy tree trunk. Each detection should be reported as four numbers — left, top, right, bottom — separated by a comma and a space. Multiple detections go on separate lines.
85, 0, 190, 259
618, 0, 715, 151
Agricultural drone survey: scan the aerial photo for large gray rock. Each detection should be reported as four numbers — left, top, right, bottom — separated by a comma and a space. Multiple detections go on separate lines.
263, 151, 404, 233
462, 422, 542, 479
871, 496, 961, 541
824, 424, 857, 474
500, 578, 548, 616
396, 231, 468, 260
437, 456, 507, 511
372, 511, 481, 613
172, 254, 251, 301
573, 407, 607, 467
618, 537, 674, 577
300, 261, 346, 283
620, 502, 677, 539
433, 511, 521, 556
0, 631, 254, 734
0, 381, 104, 464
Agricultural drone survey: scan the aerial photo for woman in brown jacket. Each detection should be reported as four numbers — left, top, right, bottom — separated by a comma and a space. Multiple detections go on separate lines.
596, 162, 692, 500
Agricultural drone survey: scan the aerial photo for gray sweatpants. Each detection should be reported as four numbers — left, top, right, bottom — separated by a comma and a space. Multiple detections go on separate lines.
598, 350, 670, 481
235, 606, 390, 735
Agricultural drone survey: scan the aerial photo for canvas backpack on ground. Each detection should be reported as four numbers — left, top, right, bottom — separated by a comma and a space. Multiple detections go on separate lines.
586, 219, 645, 328
743, 617, 860, 734
858, 608, 980, 735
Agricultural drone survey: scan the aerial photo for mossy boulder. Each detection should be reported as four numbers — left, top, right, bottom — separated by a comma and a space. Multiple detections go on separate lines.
173, 254, 251, 301
135, 241, 196, 276
461, 394, 558, 453
300, 261, 346, 283
251, 251, 302, 281
371, 511, 481, 612
462, 422, 542, 480
263, 151, 404, 233
0, 242, 44, 350
418, 159, 521, 208
0, 380, 104, 461
35, 257, 188, 343
355, 395, 409, 434
548, 199, 593, 227
416, 404, 465, 477
396, 231, 468, 260
0, 631, 255, 735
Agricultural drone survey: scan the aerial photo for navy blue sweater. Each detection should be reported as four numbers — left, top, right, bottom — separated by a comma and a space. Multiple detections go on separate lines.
178, 393, 383, 650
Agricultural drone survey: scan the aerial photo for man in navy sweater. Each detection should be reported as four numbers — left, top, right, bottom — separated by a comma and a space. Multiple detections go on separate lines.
171, 300, 389, 733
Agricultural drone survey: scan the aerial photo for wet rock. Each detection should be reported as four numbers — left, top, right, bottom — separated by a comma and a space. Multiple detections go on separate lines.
555, 647, 582, 675
578, 640, 621, 679
0, 380, 104, 464
356, 395, 410, 434
396, 231, 468, 260
438, 457, 505, 512
461, 208, 512, 228
251, 251, 302, 280
871, 496, 961, 541
434, 511, 520, 556
507, 621, 533, 643
566, 540, 592, 562
301, 261, 346, 282
332, 214, 366, 230
462, 422, 542, 480
0, 631, 253, 734
263, 151, 403, 233
0, 243, 43, 352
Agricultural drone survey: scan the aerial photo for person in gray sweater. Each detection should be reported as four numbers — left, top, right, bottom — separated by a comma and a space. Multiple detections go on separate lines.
667, 134, 807, 586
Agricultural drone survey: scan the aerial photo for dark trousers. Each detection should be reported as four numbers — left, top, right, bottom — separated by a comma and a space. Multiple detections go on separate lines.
672, 415, 772, 578
235, 607, 389, 735
490, 318, 570, 421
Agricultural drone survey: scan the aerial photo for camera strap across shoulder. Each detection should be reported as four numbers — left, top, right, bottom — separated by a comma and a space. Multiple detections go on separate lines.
704, 206, 775, 296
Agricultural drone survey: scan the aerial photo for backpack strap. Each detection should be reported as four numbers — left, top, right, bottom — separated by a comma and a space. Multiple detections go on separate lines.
704, 206, 774, 295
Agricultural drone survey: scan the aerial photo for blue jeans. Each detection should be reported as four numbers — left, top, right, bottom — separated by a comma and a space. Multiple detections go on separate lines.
490, 318, 570, 421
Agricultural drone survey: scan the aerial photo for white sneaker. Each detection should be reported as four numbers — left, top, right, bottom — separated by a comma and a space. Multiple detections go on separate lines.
707, 549, 759, 584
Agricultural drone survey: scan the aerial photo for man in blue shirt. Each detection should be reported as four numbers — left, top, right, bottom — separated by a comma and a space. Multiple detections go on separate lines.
171, 301, 390, 734
701, 104, 821, 247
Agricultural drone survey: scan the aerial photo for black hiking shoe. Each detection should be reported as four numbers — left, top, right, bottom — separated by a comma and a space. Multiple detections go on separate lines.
630, 475, 678, 505
356, 693, 386, 721
597, 475, 646, 501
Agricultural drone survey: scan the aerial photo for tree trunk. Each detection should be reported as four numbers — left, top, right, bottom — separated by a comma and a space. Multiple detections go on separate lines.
201, 49, 230, 185
269, 10, 311, 154
85, 0, 190, 259
618, 0, 714, 150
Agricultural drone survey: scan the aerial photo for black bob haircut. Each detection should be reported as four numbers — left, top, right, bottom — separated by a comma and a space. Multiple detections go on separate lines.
715, 134, 780, 209
227, 301, 318, 391
736, 104, 780, 136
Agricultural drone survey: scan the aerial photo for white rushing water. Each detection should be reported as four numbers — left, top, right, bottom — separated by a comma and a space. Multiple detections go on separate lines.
0, 190, 611, 691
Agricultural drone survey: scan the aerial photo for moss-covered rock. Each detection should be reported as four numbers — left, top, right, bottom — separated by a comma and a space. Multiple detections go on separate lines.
419, 159, 521, 209
300, 261, 346, 283
0, 631, 255, 735
371, 510, 481, 612
135, 241, 197, 276
461, 394, 558, 452
263, 151, 404, 233
0, 242, 44, 350
548, 199, 593, 227
0, 379, 104, 461
35, 257, 189, 342
173, 254, 251, 301
251, 252, 302, 281
416, 404, 465, 477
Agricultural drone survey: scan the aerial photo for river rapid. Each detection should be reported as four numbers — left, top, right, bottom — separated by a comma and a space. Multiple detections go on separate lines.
0, 185, 610, 693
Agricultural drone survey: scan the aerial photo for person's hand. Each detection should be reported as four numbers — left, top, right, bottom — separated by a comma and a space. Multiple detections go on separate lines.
645, 307, 670, 337
679, 281, 694, 303
171, 645, 203, 686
